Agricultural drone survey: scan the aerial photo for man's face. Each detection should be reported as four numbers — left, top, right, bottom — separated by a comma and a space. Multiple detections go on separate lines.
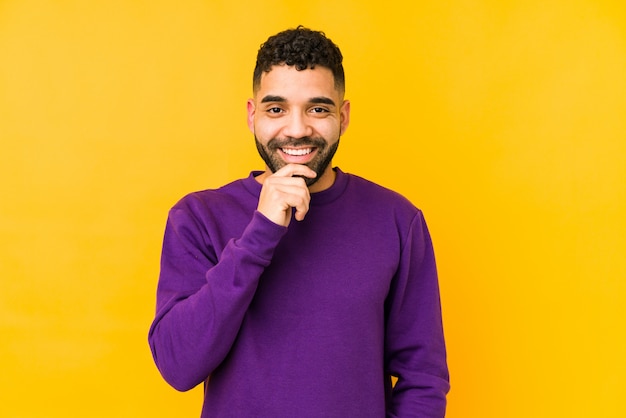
247, 65, 350, 189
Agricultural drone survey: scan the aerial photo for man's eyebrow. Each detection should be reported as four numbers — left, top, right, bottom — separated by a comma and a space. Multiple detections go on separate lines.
259, 95, 336, 106
260, 95, 286, 103
309, 96, 336, 106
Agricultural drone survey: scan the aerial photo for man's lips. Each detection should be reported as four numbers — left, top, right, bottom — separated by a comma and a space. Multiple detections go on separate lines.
278, 147, 317, 163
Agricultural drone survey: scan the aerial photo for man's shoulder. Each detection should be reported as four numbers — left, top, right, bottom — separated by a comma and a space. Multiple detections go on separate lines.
344, 172, 418, 209
171, 173, 257, 212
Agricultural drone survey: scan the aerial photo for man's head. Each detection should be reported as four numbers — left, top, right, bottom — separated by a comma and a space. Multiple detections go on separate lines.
248, 26, 350, 192
252, 26, 345, 95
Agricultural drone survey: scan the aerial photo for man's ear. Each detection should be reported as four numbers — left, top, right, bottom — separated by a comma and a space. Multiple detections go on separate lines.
246, 99, 256, 133
339, 100, 351, 135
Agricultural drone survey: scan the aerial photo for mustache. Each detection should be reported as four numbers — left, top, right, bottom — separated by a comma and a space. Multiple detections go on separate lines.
267, 137, 326, 149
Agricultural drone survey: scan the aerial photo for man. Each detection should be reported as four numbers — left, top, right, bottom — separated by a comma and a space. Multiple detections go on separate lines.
149, 26, 449, 417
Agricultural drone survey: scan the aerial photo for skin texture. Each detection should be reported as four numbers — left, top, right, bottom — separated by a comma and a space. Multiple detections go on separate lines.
247, 64, 350, 226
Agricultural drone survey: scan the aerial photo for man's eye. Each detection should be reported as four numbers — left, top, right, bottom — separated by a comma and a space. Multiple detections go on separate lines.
311, 107, 328, 113
268, 107, 283, 114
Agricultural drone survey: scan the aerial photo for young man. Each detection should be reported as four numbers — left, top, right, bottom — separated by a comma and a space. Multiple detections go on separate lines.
149, 26, 450, 417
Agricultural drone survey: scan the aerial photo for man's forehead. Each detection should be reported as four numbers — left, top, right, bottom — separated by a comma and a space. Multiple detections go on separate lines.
256, 65, 340, 97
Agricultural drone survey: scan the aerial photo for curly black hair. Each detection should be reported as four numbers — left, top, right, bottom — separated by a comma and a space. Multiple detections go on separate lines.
253, 26, 345, 94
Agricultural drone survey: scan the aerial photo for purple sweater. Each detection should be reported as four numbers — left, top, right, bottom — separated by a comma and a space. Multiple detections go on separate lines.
148, 168, 449, 417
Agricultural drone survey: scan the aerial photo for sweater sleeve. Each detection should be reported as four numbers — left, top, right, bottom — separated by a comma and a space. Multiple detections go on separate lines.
148, 204, 286, 392
385, 211, 450, 418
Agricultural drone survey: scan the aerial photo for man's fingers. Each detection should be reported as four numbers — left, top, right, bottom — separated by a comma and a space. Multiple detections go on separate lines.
257, 173, 312, 226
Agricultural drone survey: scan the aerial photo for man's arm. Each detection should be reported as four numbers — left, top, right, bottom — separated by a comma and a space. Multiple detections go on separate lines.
148, 164, 317, 391
385, 211, 450, 417
148, 207, 286, 391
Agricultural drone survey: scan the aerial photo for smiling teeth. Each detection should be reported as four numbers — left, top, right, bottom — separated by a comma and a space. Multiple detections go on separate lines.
282, 148, 312, 156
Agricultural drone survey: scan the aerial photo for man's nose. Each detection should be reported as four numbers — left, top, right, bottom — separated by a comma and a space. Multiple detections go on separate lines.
282, 112, 313, 139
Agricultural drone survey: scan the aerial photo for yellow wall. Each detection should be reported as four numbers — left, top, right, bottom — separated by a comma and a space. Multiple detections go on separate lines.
1, 1, 625, 416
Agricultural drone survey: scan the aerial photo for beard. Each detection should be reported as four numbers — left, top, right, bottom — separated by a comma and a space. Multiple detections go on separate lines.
255, 135, 340, 187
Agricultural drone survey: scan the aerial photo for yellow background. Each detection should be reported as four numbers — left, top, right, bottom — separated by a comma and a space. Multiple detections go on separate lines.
1, 0, 625, 416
